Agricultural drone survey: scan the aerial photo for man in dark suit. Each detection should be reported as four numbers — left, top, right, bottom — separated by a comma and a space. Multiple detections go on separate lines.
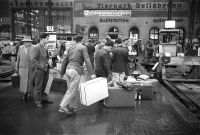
94, 41, 113, 79
32, 33, 52, 108
111, 38, 132, 86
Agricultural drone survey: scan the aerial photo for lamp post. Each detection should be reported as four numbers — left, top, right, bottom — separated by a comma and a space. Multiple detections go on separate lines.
168, 0, 172, 20
26, 0, 32, 37
48, 0, 52, 26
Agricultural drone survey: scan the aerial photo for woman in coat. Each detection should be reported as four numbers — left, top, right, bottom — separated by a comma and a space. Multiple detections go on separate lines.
16, 36, 34, 101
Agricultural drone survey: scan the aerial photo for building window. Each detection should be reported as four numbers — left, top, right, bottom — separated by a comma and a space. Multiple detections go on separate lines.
108, 26, 119, 39
88, 26, 99, 39
149, 27, 159, 45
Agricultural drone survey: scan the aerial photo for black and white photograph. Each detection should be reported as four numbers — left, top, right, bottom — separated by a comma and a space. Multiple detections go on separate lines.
0, 0, 200, 134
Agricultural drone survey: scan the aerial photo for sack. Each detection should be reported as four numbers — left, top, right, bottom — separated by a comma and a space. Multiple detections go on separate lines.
79, 77, 109, 106
11, 73, 19, 88
45, 77, 67, 94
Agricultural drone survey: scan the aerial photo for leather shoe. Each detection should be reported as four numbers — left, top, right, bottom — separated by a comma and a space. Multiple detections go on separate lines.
41, 99, 53, 104
58, 107, 73, 114
35, 102, 43, 108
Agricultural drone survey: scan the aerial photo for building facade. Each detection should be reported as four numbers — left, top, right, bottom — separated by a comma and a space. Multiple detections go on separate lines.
9, 0, 73, 40
74, 0, 189, 44
6, 0, 200, 44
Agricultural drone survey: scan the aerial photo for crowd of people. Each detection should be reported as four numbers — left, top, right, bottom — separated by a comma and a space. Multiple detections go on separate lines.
8, 32, 200, 115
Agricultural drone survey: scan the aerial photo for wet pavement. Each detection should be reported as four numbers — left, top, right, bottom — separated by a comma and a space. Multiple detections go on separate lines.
0, 81, 200, 135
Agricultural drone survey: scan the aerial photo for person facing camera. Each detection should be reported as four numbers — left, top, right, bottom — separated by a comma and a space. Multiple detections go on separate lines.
31, 33, 53, 108
16, 36, 34, 102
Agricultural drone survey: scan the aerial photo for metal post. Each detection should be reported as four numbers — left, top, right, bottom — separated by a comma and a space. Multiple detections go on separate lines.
26, 0, 31, 37
48, 0, 52, 26
168, 0, 172, 20
188, 0, 196, 46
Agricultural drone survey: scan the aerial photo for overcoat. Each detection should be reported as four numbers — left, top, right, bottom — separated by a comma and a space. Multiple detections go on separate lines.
16, 45, 34, 93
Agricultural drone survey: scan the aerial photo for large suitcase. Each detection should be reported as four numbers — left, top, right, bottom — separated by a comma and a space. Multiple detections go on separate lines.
11, 73, 19, 88
79, 77, 109, 106
104, 87, 135, 107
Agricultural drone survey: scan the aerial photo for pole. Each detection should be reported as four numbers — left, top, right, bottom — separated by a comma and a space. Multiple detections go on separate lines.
168, 0, 172, 20
26, 0, 31, 37
188, 0, 196, 46
48, 0, 52, 26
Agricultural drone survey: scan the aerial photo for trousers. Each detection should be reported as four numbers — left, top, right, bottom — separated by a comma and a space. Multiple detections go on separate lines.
60, 69, 81, 108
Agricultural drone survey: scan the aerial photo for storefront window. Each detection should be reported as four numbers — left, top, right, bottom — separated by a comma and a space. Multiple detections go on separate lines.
12, 8, 72, 40
88, 26, 99, 39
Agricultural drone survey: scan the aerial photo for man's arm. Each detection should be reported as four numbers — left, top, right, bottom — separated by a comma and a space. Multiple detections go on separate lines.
102, 53, 110, 77
60, 54, 69, 77
82, 46, 95, 78
15, 47, 20, 73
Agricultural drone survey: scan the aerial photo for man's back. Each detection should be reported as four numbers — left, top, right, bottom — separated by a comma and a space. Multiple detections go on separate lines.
111, 46, 129, 73
66, 43, 85, 75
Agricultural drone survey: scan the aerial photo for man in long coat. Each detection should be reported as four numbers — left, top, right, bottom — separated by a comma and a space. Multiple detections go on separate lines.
16, 36, 34, 101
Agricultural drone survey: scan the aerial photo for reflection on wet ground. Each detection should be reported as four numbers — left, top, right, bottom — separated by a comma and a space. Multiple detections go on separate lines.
0, 82, 200, 135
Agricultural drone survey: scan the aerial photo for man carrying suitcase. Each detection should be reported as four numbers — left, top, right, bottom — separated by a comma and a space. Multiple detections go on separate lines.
59, 35, 96, 114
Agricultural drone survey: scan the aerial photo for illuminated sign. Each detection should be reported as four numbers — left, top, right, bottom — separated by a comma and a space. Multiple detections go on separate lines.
165, 20, 176, 29
47, 26, 54, 32
84, 10, 131, 17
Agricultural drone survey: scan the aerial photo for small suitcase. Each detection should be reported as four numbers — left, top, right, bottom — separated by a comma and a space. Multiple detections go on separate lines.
140, 85, 154, 100
79, 77, 109, 106
132, 81, 154, 100
104, 87, 135, 107
11, 73, 19, 88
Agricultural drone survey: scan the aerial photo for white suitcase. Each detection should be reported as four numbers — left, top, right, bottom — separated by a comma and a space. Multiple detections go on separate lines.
79, 77, 109, 106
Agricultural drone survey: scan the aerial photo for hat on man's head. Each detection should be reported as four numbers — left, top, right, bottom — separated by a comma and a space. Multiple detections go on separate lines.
22, 36, 33, 42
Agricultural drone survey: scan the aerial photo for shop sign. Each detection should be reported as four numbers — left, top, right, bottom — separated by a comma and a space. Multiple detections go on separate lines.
81, 2, 188, 11
99, 18, 129, 23
84, 10, 131, 17
10, 0, 73, 8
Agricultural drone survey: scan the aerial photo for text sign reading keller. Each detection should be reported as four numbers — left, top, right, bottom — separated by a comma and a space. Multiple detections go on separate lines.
84, 10, 132, 17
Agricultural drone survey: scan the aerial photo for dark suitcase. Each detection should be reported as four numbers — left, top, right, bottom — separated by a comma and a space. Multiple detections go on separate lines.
130, 81, 154, 100
45, 77, 67, 94
11, 73, 19, 88
104, 87, 135, 107
50, 78, 67, 94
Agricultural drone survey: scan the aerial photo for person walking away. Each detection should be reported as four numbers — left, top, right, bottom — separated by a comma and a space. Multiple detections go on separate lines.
94, 41, 113, 80
59, 35, 95, 114
31, 33, 53, 108
111, 38, 132, 86
16, 36, 34, 101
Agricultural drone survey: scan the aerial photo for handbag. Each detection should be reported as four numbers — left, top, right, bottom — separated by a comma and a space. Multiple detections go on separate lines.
11, 73, 19, 88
